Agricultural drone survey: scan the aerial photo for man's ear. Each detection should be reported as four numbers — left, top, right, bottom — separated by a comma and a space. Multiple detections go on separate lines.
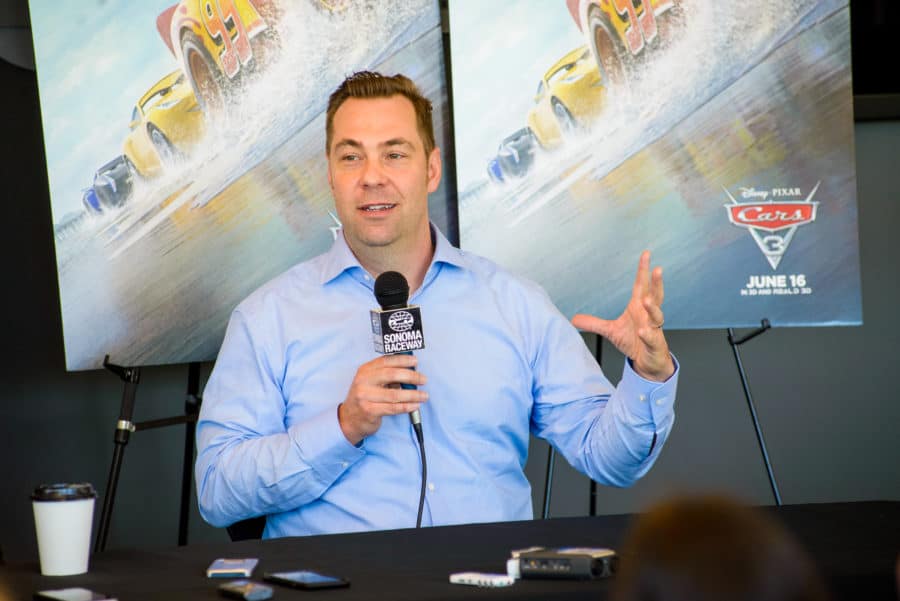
426, 147, 442, 194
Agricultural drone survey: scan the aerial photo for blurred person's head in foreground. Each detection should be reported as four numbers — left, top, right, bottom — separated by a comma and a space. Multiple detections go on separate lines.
612, 495, 830, 601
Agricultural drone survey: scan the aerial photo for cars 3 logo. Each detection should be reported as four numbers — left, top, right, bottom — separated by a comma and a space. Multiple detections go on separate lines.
724, 182, 820, 269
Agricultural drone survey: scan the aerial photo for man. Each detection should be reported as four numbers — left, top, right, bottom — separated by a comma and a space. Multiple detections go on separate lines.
196, 72, 678, 538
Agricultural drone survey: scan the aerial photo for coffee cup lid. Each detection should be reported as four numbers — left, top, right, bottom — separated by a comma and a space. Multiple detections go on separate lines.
32, 483, 97, 501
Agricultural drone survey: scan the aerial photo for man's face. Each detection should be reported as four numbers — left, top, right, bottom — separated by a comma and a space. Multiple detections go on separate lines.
327, 95, 441, 256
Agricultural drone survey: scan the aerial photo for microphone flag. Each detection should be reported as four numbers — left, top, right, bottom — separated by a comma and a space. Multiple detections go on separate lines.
370, 306, 425, 354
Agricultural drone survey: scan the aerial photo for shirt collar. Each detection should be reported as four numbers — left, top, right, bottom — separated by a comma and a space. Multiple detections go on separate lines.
319, 223, 467, 286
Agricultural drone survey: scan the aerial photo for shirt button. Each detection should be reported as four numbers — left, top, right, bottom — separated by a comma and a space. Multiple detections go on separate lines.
428, 483, 436, 492
656, 398, 666, 406
364, 275, 371, 281
341, 461, 348, 468
639, 394, 647, 402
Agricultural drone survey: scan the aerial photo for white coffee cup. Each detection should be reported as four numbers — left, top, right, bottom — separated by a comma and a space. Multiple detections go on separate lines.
32, 483, 97, 576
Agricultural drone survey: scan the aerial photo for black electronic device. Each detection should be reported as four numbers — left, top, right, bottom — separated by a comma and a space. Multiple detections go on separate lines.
264, 570, 350, 590
514, 547, 618, 580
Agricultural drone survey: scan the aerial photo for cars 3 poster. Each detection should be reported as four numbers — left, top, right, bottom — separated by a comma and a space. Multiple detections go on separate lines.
449, 0, 862, 329
29, 0, 448, 370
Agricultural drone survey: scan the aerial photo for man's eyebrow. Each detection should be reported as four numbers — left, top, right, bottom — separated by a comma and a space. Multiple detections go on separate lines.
332, 138, 416, 152
381, 138, 416, 150
333, 139, 362, 152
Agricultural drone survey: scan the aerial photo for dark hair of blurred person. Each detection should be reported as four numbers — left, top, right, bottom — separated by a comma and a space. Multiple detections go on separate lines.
612, 495, 831, 601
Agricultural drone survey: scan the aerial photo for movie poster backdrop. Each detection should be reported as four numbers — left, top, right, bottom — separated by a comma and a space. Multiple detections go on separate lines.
449, 0, 862, 329
30, 0, 448, 370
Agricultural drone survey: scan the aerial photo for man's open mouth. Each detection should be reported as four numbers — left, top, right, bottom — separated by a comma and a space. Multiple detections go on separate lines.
361, 204, 397, 211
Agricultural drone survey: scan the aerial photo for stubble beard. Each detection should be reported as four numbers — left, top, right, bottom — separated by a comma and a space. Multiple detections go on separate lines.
340, 196, 403, 258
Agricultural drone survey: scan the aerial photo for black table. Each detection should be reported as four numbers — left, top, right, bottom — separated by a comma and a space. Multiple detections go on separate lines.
3, 501, 897, 600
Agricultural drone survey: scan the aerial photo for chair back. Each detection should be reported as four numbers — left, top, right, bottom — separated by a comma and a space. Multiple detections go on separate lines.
226, 516, 266, 541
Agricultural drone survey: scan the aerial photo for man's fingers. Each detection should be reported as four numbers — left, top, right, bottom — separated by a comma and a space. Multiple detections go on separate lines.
371, 353, 418, 369
571, 313, 613, 337
380, 401, 424, 416
651, 265, 665, 306
383, 385, 429, 405
368, 366, 427, 388
341, 355, 428, 443
355, 383, 428, 404
362, 383, 426, 412
636, 326, 657, 348
359, 354, 426, 387
631, 250, 651, 299
643, 296, 665, 329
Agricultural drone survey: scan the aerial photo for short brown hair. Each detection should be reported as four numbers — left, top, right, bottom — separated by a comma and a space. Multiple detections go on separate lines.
325, 71, 436, 158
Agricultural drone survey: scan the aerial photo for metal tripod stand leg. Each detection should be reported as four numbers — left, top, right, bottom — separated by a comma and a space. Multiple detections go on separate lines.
94, 359, 201, 553
94, 355, 140, 553
728, 319, 783, 506
542, 445, 555, 519
589, 336, 602, 517
178, 362, 201, 545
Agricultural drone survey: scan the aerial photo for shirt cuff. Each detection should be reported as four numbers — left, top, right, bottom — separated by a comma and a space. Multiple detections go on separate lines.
287, 406, 365, 487
619, 354, 679, 425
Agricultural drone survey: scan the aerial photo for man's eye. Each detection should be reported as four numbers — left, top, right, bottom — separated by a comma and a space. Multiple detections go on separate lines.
387, 152, 406, 160
341, 154, 360, 162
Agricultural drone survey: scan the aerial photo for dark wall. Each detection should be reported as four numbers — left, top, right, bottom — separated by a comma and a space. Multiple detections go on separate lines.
2, 47, 899, 564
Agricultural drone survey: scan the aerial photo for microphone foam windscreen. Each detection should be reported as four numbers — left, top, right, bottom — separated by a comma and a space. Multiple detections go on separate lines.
374, 271, 409, 309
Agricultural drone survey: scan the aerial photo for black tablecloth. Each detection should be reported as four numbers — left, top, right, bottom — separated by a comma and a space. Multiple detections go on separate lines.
2, 501, 897, 600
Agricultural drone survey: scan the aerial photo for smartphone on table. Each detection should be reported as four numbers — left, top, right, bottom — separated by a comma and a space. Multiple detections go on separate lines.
264, 570, 350, 589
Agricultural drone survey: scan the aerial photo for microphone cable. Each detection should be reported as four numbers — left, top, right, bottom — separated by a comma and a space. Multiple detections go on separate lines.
413, 421, 426, 528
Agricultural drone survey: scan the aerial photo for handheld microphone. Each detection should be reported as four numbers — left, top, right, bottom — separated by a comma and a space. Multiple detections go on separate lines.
372, 271, 425, 425
372, 271, 428, 529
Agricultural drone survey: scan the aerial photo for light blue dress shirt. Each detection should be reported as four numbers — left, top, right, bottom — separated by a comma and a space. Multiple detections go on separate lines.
196, 226, 678, 538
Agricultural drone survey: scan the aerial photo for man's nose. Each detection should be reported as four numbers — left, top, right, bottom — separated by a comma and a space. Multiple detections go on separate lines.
361, 158, 387, 186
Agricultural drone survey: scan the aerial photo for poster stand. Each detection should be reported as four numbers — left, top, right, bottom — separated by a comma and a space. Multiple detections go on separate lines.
94, 357, 202, 553
728, 319, 783, 506
542, 447, 555, 519
588, 337, 602, 516
577, 320, 783, 516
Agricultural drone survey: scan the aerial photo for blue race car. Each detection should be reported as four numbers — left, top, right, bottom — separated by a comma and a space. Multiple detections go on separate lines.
486, 127, 539, 183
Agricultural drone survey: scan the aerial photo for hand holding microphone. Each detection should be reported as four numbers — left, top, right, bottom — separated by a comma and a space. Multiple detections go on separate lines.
372, 271, 426, 426
338, 354, 427, 445
340, 271, 430, 528
337, 272, 428, 445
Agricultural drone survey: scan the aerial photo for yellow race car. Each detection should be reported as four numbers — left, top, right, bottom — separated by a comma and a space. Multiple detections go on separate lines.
566, 0, 682, 91
157, 1, 343, 112
123, 70, 205, 179
526, 46, 607, 149
157, 0, 279, 112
